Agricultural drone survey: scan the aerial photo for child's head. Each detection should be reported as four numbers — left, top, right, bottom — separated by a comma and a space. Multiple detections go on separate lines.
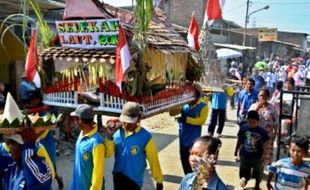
247, 110, 260, 128
189, 136, 222, 172
285, 77, 295, 91
289, 135, 309, 165
276, 81, 283, 91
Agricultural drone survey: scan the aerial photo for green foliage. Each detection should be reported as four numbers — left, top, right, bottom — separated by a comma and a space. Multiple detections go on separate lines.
26, 0, 55, 49
0, 113, 63, 128
0, 118, 23, 128
134, 0, 153, 50
0, 0, 54, 52
129, 0, 153, 96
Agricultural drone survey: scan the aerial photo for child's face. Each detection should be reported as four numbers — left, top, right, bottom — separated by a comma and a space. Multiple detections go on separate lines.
189, 141, 208, 172
289, 142, 306, 165
285, 81, 294, 90
248, 118, 259, 128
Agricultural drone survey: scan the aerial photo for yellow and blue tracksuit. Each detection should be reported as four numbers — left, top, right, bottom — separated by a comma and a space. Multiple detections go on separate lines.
38, 130, 56, 166
70, 125, 114, 190
178, 99, 208, 174
113, 124, 163, 187
0, 142, 55, 179
0, 142, 53, 190
0, 142, 10, 156
179, 99, 209, 149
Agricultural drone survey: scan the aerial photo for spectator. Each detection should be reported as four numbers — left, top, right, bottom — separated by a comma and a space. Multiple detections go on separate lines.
279, 77, 296, 136
0, 128, 53, 190
270, 81, 283, 114
177, 84, 209, 174
237, 78, 258, 126
18, 75, 41, 109
179, 136, 228, 190
113, 102, 163, 190
234, 111, 269, 190
227, 70, 241, 109
252, 68, 266, 91
207, 91, 227, 137
249, 88, 278, 166
69, 104, 114, 190
267, 135, 310, 190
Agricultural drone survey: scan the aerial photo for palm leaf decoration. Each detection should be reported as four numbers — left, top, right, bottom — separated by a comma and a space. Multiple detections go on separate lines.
134, 0, 153, 50
129, 0, 153, 96
27, 0, 54, 49
0, 0, 54, 51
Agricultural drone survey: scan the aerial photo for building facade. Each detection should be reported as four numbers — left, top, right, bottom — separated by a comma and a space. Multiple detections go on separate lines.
162, 0, 206, 27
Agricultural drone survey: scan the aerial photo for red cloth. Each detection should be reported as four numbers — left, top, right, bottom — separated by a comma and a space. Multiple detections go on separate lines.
26, 105, 52, 114
115, 25, 131, 90
25, 29, 41, 88
187, 13, 199, 51
204, 0, 225, 24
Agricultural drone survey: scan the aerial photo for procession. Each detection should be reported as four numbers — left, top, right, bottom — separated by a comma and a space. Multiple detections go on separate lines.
0, 0, 310, 190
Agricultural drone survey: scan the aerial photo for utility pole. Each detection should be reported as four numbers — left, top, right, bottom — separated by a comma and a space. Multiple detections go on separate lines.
243, 0, 250, 46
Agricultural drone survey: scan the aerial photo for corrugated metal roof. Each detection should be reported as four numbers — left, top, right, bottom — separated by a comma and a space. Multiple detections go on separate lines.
214, 43, 256, 50
0, 0, 64, 19
104, 4, 190, 53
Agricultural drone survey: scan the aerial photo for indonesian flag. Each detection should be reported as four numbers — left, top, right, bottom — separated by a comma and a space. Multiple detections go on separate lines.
204, 0, 225, 25
115, 25, 131, 89
187, 12, 199, 51
25, 29, 41, 88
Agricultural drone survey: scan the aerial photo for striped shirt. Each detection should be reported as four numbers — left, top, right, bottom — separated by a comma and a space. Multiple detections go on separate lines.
267, 157, 310, 190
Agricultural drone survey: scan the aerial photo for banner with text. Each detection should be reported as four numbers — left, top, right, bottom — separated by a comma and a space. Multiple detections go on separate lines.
259, 28, 277, 41
56, 19, 120, 49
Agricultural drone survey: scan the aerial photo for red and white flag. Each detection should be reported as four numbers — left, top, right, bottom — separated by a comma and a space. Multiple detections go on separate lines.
187, 12, 199, 51
25, 29, 41, 88
115, 25, 131, 89
204, 0, 225, 25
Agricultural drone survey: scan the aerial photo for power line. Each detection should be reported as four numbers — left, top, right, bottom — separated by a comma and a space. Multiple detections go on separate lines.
253, 1, 310, 5
223, 3, 247, 13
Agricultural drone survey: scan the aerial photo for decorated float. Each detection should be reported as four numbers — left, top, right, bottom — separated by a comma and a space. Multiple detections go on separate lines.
40, 0, 202, 117
0, 93, 62, 134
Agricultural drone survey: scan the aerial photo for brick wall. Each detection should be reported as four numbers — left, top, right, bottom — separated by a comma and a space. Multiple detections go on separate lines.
164, 0, 206, 27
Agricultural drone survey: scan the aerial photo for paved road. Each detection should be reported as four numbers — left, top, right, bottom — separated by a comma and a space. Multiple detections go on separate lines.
53, 104, 271, 190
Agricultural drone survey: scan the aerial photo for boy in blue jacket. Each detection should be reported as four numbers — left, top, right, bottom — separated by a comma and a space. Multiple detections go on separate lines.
0, 128, 53, 190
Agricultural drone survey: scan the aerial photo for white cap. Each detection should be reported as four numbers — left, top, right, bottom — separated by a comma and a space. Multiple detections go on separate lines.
3, 134, 24, 145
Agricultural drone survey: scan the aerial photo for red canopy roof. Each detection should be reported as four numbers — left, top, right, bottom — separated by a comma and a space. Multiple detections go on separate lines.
63, 0, 111, 19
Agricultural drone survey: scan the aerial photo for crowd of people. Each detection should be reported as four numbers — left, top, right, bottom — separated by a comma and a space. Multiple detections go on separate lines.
0, 55, 310, 190
226, 56, 310, 189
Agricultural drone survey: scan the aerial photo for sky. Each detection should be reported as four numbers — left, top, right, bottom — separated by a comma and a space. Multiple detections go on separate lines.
102, 0, 310, 36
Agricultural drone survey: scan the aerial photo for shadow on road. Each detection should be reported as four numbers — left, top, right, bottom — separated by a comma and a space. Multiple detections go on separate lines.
152, 133, 179, 152
163, 174, 183, 184
220, 134, 237, 139
217, 160, 239, 168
